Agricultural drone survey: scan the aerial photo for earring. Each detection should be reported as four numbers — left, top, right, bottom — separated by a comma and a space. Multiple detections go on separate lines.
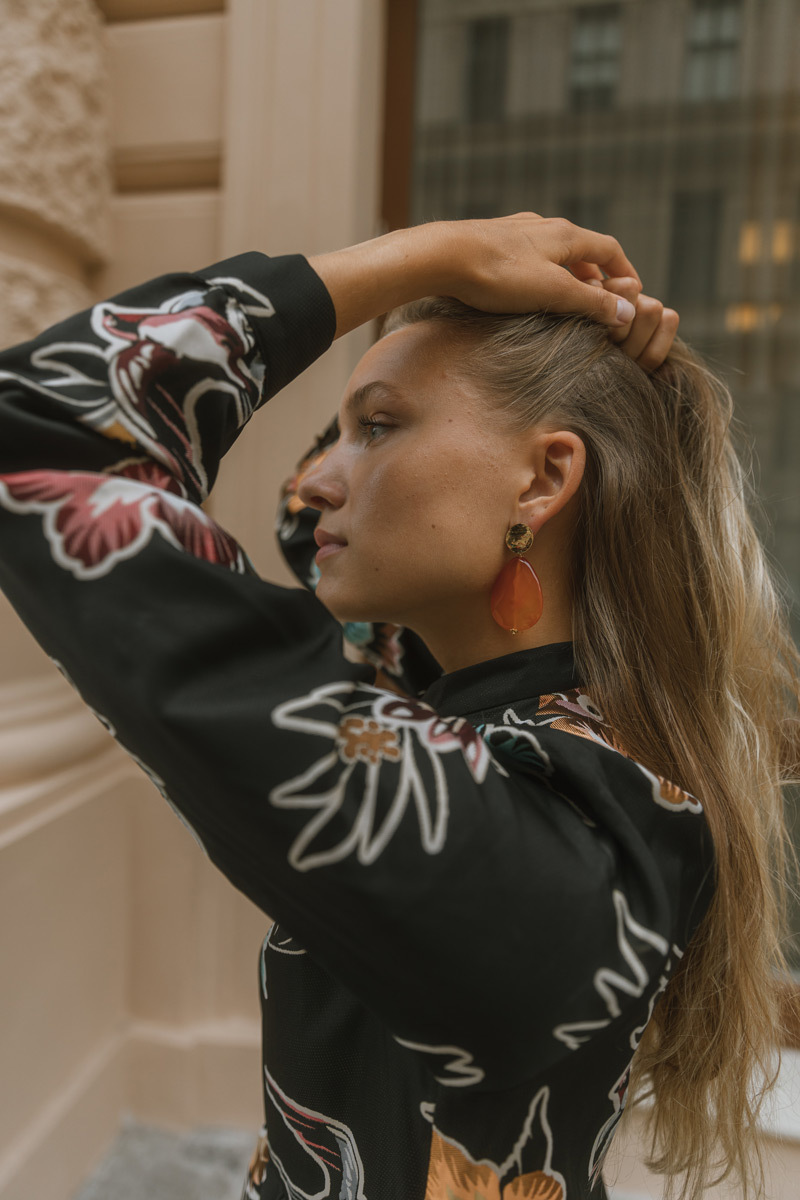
490, 523, 543, 635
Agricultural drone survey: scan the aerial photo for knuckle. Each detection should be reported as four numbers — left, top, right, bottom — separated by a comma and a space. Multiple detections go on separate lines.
639, 295, 663, 317
549, 216, 574, 238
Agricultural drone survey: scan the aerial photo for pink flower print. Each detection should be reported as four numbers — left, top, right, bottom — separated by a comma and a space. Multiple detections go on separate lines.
0, 458, 246, 580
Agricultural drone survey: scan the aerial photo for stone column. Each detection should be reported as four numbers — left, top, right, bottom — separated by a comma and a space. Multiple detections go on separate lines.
0, 0, 112, 684
0, 0, 110, 348
0, 11, 125, 1200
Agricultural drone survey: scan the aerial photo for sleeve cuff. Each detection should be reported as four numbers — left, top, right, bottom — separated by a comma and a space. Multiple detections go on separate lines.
196, 251, 338, 401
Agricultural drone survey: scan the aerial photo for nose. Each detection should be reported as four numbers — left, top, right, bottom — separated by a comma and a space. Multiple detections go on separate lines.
296, 445, 347, 513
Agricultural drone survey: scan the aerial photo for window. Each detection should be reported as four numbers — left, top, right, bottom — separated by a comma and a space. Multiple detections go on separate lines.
668, 191, 723, 304
568, 4, 621, 113
684, 0, 742, 101
560, 195, 610, 234
465, 16, 510, 123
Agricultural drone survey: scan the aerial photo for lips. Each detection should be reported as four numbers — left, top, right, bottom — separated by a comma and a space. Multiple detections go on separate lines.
313, 528, 348, 549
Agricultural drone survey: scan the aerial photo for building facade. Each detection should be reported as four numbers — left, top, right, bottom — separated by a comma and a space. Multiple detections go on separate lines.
413, 0, 800, 642
1, 2, 799, 1198
0, 3, 383, 1198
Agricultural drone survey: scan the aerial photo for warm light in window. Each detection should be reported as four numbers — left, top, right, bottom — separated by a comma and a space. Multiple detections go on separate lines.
725, 303, 783, 332
738, 221, 761, 263
772, 220, 794, 263
738, 219, 796, 263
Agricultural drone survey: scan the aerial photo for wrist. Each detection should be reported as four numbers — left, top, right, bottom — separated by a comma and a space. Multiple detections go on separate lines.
307, 221, 462, 339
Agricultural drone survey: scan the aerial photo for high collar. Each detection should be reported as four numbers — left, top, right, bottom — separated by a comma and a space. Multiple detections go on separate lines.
421, 640, 582, 719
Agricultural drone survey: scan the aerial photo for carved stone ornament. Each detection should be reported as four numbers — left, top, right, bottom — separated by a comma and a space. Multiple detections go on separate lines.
0, 0, 111, 262
0, 252, 91, 350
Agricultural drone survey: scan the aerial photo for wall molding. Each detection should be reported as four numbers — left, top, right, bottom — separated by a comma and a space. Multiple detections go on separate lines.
0, 1019, 260, 1200
0, 670, 137, 848
98, 0, 225, 22
0, 673, 113, 787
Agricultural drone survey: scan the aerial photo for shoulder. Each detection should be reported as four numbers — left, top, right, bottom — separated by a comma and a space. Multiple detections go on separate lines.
520, 685, 704, 816
478, 685, 714, 923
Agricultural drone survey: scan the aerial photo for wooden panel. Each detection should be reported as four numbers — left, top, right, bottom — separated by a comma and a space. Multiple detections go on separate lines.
99, 191, 220, 295
105, 15, 224, 193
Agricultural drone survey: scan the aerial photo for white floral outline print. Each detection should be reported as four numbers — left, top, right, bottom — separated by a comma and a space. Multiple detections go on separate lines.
270, 683, 502, 872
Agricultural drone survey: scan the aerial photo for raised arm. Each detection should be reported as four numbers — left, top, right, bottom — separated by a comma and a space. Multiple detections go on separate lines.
308, 214, 641, 338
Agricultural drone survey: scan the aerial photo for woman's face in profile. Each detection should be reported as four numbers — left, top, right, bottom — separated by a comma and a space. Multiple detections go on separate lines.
297, 321, 543, 631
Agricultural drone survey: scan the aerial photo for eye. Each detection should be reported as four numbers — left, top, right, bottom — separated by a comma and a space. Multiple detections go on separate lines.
357, 414, 392, 442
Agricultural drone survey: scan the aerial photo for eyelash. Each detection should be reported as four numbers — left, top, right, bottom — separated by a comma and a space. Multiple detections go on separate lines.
357, 415, 391, 441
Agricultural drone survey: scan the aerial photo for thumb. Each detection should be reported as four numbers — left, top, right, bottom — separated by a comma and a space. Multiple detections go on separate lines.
551, 272, 636, 327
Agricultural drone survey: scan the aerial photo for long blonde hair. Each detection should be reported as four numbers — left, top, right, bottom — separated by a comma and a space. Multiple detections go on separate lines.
383, 298, 800, 1199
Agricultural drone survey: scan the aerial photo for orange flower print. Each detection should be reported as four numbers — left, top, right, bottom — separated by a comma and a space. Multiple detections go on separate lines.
337, 716, 403, 765
423, 1088, 566, 1200
534, 689, 702, 813
243, 1125, 271, 1198
424, 1130, 563, 1200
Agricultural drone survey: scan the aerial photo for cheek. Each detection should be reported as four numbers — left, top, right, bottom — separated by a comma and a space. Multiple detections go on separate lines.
354, 460, 501, 584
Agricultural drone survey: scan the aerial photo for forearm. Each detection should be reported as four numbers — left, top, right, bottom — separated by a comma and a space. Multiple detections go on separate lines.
307, 214, 641, 336
307, 224, 458, 340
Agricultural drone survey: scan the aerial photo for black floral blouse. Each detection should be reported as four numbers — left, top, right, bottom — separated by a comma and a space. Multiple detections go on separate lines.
0, 251, 715, 1200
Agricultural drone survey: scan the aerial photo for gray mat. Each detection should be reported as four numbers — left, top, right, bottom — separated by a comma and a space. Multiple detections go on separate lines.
71, 1120, 255, 1200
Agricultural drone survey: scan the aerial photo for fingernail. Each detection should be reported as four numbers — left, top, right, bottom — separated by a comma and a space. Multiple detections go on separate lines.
587, 278, 604, 288
616, 297, 636, 324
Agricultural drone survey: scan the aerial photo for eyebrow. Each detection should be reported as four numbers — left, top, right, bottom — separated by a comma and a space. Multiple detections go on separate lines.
340, 380, 404, 422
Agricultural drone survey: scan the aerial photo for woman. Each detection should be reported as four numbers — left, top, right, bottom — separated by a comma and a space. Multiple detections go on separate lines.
0, 215, 796, 1200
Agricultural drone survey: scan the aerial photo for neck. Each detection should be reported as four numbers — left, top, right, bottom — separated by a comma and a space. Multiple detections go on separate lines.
408, 600, 574, 675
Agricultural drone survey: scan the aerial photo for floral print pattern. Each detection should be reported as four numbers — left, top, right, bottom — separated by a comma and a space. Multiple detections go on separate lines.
0, 458, 247, 579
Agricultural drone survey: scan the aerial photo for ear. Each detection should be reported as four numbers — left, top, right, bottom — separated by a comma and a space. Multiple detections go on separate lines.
517, 430, 586, 533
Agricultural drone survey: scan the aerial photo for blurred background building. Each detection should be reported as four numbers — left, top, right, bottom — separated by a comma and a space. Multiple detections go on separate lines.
0, 1, 799, 1198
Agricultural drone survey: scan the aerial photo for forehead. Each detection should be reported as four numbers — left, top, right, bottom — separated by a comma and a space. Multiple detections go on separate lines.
342, 321, 477, 408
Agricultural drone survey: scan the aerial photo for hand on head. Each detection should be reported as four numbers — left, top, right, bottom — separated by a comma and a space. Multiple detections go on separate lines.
309, 211, 679, 365
446, 212, 679, 370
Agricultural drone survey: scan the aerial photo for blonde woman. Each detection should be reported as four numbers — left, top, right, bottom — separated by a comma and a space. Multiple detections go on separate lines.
0, 215, 796, 1200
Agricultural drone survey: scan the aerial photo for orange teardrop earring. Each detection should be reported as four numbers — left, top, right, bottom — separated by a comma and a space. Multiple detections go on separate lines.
490, 523, 543, 635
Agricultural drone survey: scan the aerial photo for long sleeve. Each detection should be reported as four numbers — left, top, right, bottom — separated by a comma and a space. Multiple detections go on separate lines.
0, 252, 713, 1094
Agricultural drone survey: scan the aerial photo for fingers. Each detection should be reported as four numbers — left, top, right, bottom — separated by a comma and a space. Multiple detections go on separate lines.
550, 219, 642, 289
569, 261, 607, 284
592, 278, 680, 370
588, 276, 638, 343
636, 307, 679, 370
547, 268, 637, 327
451, 212, 644, 320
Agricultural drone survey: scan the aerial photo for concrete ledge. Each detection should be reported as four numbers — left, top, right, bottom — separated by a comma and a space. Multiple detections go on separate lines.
0, 1021, 261, 1200
0, 1031, 126, 1200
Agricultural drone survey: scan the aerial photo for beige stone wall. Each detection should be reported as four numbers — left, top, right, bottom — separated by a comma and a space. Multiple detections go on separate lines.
0, 2, 385, 1198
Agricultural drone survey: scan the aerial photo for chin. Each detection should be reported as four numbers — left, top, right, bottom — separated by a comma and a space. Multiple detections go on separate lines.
317, 589, 396, 628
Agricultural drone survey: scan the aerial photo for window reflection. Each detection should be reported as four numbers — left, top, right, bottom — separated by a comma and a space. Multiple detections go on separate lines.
684, 0, 742, 101
465, 16, 510, 122
410, 0, 800, 962
668, 191, 723, 304
569, 4, 622, 112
